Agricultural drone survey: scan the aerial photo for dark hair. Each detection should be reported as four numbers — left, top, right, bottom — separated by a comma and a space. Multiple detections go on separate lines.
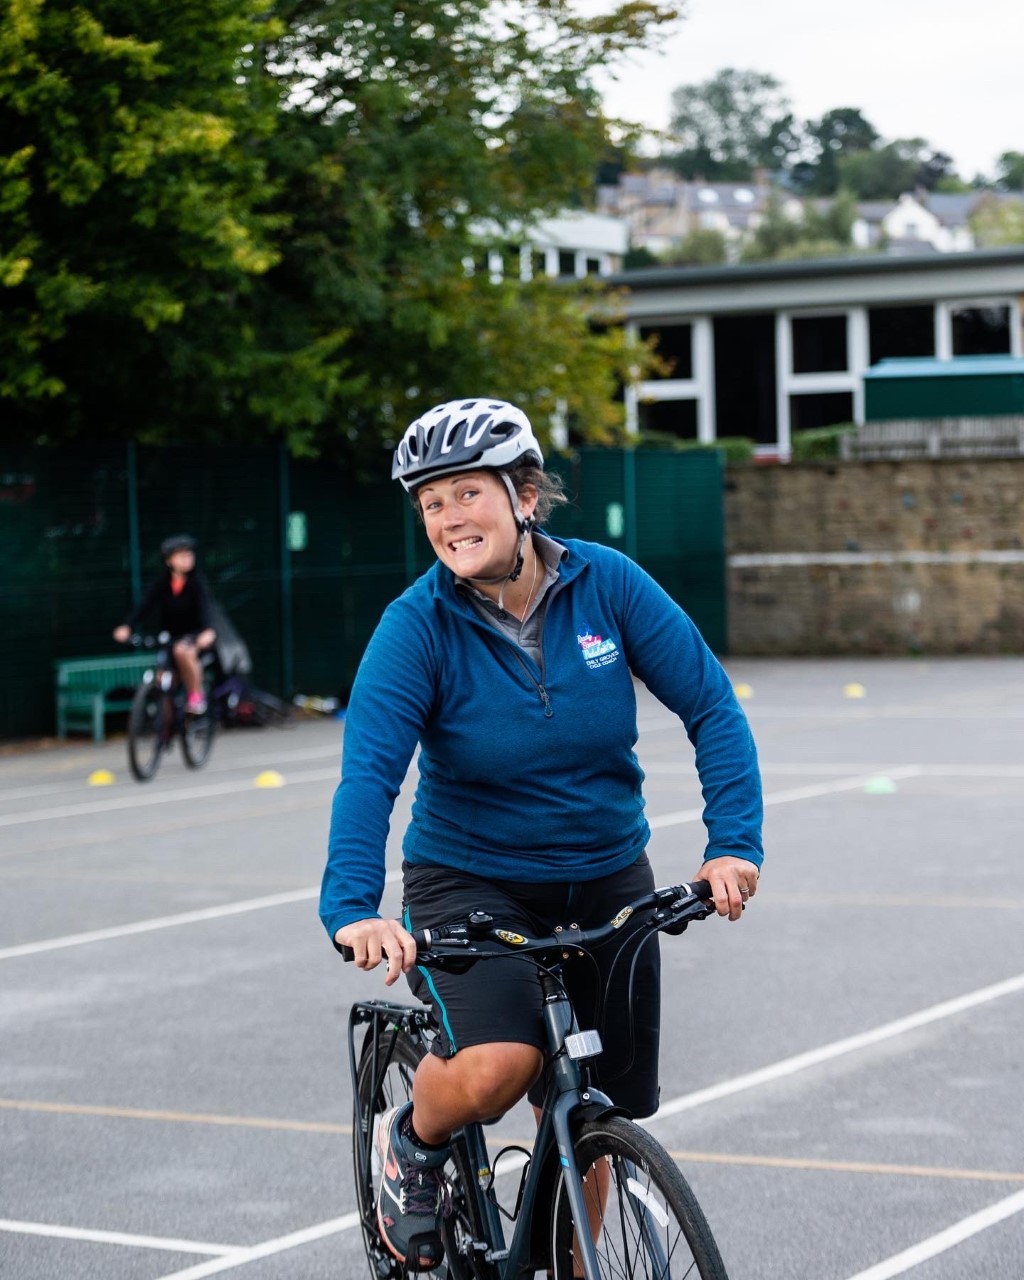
503, 462, 567, 525
411, 464, 567, 526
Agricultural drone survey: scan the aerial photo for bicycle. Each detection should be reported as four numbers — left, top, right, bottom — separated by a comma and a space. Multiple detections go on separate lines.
345, 878, 730, 1280
124, 632, 216, 782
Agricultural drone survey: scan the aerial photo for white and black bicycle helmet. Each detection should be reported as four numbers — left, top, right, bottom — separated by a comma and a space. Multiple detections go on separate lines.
392, 399, 543, 492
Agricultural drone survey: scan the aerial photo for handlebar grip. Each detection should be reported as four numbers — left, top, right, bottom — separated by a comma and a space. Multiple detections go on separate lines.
685, 878, 713, 901
338, 930, 430, 962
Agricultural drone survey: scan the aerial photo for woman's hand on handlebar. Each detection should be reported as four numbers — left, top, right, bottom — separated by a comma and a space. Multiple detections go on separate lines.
336, 917, 417, 986
691, 856, 759, 922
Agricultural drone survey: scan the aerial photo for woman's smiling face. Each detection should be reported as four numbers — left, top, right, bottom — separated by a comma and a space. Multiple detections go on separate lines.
417, 470, 536, 580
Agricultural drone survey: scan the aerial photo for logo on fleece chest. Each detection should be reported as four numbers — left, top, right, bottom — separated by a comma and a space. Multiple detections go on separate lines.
576, 622, 621, 670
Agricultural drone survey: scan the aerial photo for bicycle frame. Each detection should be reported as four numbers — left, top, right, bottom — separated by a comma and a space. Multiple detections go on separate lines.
351, 970, 621, 1280
347, 882, 718, 1280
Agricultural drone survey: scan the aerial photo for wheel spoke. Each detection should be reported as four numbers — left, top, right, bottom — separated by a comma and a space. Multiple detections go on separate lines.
553, 1118, 728, 1280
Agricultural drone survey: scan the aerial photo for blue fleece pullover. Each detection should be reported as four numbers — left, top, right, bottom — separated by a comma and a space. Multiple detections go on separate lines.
320, 536, 762, 940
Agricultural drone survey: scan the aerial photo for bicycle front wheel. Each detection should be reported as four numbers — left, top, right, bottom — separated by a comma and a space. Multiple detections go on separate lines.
181, 703, 215, 769
353, 1026, 486, 1280
550, 1115, 729, 1280
127, 683, 165, 782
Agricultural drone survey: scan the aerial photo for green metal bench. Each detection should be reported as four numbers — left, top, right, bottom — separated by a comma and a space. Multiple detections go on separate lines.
55, 652, 154, 742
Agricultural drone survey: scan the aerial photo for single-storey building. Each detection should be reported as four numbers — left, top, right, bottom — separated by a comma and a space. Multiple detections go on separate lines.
612, 247, 1024, 458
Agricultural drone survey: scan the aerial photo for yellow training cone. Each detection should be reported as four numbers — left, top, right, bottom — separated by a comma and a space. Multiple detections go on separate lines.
87, 769, 116, 786
254, 770, 285, 788
733, 683, 754, 700
843, 682, 866, 699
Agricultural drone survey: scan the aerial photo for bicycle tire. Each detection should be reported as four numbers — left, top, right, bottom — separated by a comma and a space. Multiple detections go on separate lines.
181, 703, 215, 769
550, 1115, 729, 1280
127, 683, 165, 782
353, 1027, 488, 1280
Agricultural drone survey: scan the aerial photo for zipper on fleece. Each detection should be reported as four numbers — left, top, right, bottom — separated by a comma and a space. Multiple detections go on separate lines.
457, 573, 569, 719
460, 602, 556, 717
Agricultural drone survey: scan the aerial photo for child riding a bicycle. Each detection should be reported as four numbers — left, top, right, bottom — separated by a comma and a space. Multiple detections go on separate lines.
113, 533, 216, 715
320, 399, 764, 1272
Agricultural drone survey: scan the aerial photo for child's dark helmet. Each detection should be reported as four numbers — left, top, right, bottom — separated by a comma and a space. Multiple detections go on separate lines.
161, 533, 198, 558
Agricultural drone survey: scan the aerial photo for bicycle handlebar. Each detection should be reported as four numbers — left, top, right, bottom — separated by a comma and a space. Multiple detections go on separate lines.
118, 632, 172, 649
339, 878, 715, 966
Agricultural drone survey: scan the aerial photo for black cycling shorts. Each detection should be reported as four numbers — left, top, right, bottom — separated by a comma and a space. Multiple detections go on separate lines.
402, 854, 661, 1119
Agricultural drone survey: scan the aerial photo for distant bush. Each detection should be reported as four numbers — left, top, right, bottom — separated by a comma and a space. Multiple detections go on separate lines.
791, 423, 856, 461
633, 432, 756, 464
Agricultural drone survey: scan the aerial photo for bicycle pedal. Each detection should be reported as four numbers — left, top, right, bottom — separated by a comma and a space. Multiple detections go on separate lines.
402, 1231, 444, 1273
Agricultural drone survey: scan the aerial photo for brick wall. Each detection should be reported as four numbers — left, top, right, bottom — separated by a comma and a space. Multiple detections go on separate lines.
725, 458, 1024, 654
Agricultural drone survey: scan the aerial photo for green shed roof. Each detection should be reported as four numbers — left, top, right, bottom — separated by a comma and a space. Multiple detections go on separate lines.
865, 356, 1024, 380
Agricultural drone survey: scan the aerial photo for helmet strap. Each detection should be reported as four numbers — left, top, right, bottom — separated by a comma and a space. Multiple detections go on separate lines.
497, 471, 535, 582
465, 472, 535, 595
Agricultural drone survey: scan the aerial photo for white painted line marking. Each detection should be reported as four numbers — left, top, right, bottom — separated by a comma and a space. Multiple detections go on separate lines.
653, 970, 1024, 1120
0, 888, 319, 961
155, 1212, 361, 1279
0, 768, 341, 829
841, 1187, 1024, 1280
0, 870, 403, 962
649, 766, 924, 830
0, 1218, 238, 1256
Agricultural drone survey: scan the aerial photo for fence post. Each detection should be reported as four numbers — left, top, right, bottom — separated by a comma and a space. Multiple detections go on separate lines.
279, 444, 294, 696
126, 441, 142, 602
622, 447, 638, 562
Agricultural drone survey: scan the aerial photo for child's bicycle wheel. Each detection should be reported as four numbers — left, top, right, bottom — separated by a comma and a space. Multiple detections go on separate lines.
127, 682, 167, 782
181, 701, 215, 769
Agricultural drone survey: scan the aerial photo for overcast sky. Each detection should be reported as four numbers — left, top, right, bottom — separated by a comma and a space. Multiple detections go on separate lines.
580, 0, 1023, 181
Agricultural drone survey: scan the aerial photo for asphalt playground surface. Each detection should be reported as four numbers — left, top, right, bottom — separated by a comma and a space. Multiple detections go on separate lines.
2, 656, 1023, 1280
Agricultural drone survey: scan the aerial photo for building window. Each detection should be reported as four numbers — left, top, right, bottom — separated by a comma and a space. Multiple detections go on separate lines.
638, 399, 699, 440
868, 305, 935, 363
790, 392, 855, 433
532, 251, 548, 279
585, 257, 602, 276
557, 250, 576, 278
951, 305, 1011, 356
792, 314, 848, 373
639, 324, 693, 380
713, 314, 777, 445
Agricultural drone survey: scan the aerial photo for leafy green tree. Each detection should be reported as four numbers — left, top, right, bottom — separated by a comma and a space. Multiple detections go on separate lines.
740, 189, 858, 262
667, 68, 800, 180
3, 0, 680, 453
970, 195, 1024, 246
662, 227, 729, 266
835, 138, 954, 199
793, 107, 879, 194
256, 0, 680, 456
995, 151, 1024, 191
0, 0, 297, 441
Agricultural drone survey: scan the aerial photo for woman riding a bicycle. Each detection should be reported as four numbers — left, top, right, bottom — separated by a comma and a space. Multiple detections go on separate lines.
320, 399, 764, 1273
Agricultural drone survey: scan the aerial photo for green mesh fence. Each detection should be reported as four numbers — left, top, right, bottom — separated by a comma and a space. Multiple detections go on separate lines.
0, 445, 724, 739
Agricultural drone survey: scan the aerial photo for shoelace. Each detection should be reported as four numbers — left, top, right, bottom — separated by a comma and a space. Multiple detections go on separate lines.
399, 1166, 445, 1217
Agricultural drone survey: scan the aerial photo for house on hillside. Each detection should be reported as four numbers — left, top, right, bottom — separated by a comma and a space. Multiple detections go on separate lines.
596, 168, 801, 256
852, 190, 1020, 254
599, 170, 1022, 258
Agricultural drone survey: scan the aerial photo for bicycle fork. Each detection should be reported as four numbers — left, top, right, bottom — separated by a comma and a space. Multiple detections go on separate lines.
542, 973, 607, 1280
